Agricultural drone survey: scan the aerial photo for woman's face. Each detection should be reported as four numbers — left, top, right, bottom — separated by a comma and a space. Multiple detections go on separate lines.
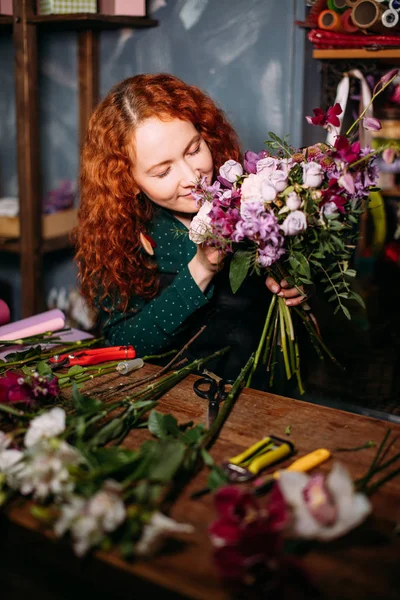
131, 117, 214, 216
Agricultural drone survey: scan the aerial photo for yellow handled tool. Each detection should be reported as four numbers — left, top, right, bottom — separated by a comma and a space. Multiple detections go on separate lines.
223, 436, 295, 482
254, 448, 331, 495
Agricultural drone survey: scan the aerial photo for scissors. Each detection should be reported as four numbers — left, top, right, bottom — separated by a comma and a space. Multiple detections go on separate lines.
193, 375, 233, 428
49, 345, 136, 370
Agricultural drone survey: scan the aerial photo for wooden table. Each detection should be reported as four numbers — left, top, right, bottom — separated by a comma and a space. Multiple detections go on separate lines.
0, 365, 399, 600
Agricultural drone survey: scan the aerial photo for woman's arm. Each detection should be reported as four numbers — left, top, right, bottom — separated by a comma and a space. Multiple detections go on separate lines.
102, 264, 214, 356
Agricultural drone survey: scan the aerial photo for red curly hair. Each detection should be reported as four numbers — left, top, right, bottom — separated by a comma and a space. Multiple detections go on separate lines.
75, 73, 242, 312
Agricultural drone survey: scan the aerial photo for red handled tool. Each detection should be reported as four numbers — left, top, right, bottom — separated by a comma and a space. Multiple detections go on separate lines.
49, 346, 136, 370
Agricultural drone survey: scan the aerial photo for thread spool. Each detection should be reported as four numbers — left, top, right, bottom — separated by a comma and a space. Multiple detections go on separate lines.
382, 7, 400, 27
318, 9, 342, 30
389, 0, 400, 11
351, 0, 386, 33
345, 0, 359, 6
340, 8, 360, 31
328, 0, 348, 11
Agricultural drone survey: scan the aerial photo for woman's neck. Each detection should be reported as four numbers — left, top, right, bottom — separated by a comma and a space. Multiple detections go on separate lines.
171, 211, 194, 229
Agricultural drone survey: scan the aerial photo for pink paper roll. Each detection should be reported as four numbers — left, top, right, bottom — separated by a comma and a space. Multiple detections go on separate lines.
0, 300, 10, 326
0, 309, 65, 341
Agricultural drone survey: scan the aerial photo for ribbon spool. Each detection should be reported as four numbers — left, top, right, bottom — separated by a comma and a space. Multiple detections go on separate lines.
345, 0, 359, 6
389, 0, 400, 12
340, 7, 360, 31
382, 8, 400, 28
318, 9, 342, 30
351, 0, 386, 33
327, 0, 348, 12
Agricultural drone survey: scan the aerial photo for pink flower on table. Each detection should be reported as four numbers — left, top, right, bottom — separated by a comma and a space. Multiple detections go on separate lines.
0, 372, 32, 405
278, 463, 371, 541
209, 485, 288, 585
305, 103, 342, 130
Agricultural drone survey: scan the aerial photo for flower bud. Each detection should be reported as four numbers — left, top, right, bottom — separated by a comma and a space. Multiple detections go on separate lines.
363, 117, 381, 132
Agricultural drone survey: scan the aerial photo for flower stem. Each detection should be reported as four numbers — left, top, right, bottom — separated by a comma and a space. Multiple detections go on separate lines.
278, 298, 291, 380
246, 295, 277, 387
202, 353, 254, 449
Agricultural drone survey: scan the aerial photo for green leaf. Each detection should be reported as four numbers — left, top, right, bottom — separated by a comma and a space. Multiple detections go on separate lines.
229, 250, 252, 294
341, 305, 351, 320
71, 382, 103, 414
147, 439, 187, 483
201, 447, 215, 468
179, 424, 205, 446
68, 365, 85, 377
207, 466, 229, 491
345, 269, 357, 278
36, 360, 54, 379
148, 411, 180, 439
285, 425, 292, 435
351, 292, 366, 309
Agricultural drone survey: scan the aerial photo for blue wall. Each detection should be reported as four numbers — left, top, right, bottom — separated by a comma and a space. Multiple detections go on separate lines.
0, 0, 320, 318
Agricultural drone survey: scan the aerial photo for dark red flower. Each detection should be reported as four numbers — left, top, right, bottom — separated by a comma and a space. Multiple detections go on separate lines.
333, 135, 361, 164
306, 103, 342, 129
321, 179, 348, 214
0, 371, 32, 405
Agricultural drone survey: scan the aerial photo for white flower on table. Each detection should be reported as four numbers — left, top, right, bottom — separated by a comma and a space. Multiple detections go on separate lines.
278, 462, 371, 541
24, 407, 66, 448
54, 480, 126, 557
11, 438, 82, 501
135, 511, 194, 557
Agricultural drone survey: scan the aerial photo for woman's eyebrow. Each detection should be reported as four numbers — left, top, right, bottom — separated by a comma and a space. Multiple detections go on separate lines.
146, 134, 201, 173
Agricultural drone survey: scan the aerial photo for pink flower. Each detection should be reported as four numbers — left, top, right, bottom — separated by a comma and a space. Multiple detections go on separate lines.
338, 172, 355, 195
362, 117, 381, 132
305, 103, 342, 129
379, 69, 399, 85
389, 85, 400, 105
382, 148, 396, 165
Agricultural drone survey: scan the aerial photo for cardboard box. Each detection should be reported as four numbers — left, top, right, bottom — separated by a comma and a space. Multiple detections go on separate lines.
37, 0, 97, 15
0, 208, 78, 240
0, 0, 13, 15
98, 0, 146, 16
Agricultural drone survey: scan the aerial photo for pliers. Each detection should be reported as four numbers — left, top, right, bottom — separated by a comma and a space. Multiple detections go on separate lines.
49, 345, 136, 370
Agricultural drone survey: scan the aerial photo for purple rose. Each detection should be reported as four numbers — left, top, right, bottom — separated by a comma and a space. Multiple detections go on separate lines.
219, 160, 243, 183
286, 192, 301, 211
281, 210, 307, 236
243, 151, 259, 174
257, 157, 279, 175
302, 161, 324, 188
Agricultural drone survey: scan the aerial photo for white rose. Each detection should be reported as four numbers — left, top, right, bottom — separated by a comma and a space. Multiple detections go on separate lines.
24, 407, 66, 448
286, 192, 301, 211
188, 201, 213, 244
219, 159, 243, 182
256, 157, 279, 175
281, 210, 307, 236
241, 173, 262, 202
302, 161, 324, 188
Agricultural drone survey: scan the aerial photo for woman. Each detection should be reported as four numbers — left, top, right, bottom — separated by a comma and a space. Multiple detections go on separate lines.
75, 73, 305, 387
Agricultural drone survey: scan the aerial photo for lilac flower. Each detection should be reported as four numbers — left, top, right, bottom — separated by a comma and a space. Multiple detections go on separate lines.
258, 243, 286, 268
243, 151, 259, 174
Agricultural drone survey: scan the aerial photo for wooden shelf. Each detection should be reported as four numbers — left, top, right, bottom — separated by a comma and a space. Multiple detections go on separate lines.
29, 13, 158, 30
313, 48, 400, 61
0, 13, 157, 31
0, 239, 20, 253
382, 187, 400, 197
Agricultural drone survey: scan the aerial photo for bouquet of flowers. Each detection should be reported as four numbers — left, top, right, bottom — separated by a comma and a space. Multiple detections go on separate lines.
189, 69, 400, 393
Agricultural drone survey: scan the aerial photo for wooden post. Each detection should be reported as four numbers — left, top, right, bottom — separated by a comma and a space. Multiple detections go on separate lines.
13, 0, 44, 317
78, 29, 99, 152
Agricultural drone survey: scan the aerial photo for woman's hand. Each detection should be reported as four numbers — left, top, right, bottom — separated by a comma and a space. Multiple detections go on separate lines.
265, 276, 307, 307
189, 244, 225, 292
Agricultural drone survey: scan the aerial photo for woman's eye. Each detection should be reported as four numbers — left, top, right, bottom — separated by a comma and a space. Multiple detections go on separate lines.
188, 145, 201, 156
156, 167, 171, 179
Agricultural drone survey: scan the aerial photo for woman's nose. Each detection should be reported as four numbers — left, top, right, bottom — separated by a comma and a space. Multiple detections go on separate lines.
179, 160, 199, 187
